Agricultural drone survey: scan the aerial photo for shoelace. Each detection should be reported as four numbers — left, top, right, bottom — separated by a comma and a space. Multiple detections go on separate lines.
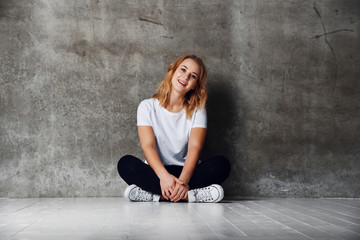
194, 187, 213, 202
134, 188, 153, 201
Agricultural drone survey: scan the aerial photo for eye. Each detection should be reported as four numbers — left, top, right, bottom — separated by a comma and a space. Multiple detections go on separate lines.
181, 68, 186, 72
191, 75, 197, 79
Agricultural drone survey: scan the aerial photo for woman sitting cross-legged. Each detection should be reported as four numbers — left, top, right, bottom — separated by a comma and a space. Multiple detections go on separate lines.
117, 54, 231, 203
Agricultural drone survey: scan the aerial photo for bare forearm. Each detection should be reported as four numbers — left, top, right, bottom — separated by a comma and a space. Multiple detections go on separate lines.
142, 145, 183, 200
180, 128, 206, 184
142, 146, 169, 179
179, 146, 201, 184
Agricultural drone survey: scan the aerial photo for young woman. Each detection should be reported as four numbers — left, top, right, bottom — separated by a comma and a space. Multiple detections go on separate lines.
117, 54, 231, 202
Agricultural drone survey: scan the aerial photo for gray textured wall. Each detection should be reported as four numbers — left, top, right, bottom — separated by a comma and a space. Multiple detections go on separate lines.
1, 0, 359, 198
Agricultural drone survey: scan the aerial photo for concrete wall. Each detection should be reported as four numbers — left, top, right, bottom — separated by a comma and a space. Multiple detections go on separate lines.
1, 0, 359, 198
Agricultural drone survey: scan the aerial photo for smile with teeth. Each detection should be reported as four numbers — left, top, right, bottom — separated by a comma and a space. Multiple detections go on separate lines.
178, 79, 187, 87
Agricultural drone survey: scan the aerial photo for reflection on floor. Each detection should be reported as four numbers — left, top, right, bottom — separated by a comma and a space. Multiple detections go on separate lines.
1, 197, 359, 239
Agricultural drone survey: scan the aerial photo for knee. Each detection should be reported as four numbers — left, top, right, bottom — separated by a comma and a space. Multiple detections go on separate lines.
117, 155, 137, 178
213, 155, 231, 179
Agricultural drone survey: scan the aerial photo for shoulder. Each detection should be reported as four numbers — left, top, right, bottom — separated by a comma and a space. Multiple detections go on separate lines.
137, 98, 159, 125
138, 98, 159, 110
194, 107, 207, 116
192, 106, 207, 128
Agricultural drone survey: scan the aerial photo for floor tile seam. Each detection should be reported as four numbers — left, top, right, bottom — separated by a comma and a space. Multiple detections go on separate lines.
228, 202, 316, 225
232, 202, 315, 240
3, 223, 33, 240
282, 200, 360, 226
291, 199, 360, 220
163, 205, 192, 240
220, 214, 248, 236
328, 199, 360, 209
189, 204, 230, 239
9, 203, 40, 215
260, 200, 360, 226
191, 203, 249, 236
168, 203, 191, 234
242, 201, 341, 240
319, 199, 360, 210
256, 201, 360, 237
222, 204, 273, 229
246, 201, 358, 240
223, 203, 286, 221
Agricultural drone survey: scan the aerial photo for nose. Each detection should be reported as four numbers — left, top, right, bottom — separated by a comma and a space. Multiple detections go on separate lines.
184, 73, 191, 81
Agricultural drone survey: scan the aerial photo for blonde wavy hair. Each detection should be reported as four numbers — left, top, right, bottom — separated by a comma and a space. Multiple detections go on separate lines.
153, 54, 207, 118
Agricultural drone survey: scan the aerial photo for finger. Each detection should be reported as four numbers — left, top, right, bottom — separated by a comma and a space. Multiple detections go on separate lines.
169, 188, 176, 201
170, 186, 180, 199
162, 190, 168, 200
180, 189, 187, 199
166, 189, 172, 198
172, 187, 184, 202
181, 189, 188, 200
182, 191, 187, 200
171, 192, 179, 202
175, 190, 186, 202
174, 192, 183, 202
161, 186, 168, 200
168, 187, 179, 200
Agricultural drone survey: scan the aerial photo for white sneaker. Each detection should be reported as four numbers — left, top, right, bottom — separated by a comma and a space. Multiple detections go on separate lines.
188, 184, 224, 203
124, 184, 160, 202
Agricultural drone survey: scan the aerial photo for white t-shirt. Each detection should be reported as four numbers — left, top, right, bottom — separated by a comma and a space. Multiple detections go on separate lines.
137, 98, 207, 166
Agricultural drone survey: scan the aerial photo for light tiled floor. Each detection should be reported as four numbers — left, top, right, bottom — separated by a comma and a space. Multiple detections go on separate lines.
0, 197, 359, 239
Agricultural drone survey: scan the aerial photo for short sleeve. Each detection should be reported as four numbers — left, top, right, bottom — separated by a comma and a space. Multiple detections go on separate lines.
192, 107, 207, 128
137, 100, 152, 126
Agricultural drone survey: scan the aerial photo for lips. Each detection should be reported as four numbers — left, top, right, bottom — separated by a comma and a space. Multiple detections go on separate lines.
178, 79, 187, 87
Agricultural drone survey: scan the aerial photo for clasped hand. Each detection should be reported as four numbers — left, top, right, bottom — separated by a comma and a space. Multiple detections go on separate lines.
160, 173, 189, 202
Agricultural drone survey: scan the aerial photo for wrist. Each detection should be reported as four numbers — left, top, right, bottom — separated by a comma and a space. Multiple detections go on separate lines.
179, 176, 190, 185
157, 168, 170, 180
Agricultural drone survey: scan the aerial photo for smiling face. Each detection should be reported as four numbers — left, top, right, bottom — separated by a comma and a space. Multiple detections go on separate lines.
171, 58, 200, 96
152, 54, 207, 118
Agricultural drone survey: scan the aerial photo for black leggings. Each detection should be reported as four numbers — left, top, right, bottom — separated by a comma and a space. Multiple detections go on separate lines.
117, 155, 231, 196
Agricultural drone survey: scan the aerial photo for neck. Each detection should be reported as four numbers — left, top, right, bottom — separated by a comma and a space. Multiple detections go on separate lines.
167, 91, 184, 113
